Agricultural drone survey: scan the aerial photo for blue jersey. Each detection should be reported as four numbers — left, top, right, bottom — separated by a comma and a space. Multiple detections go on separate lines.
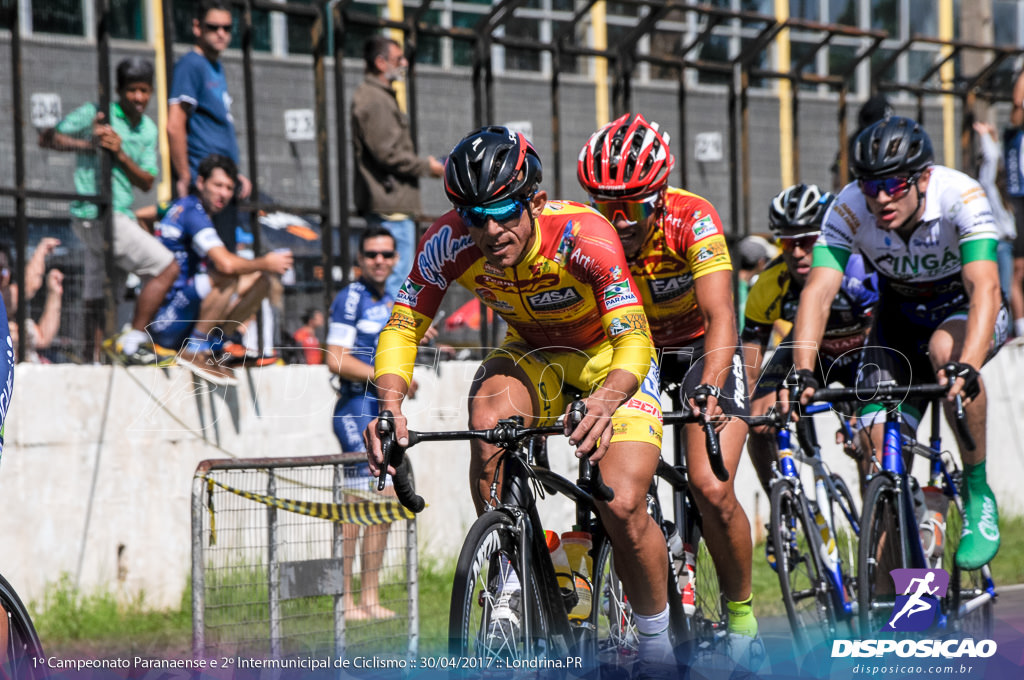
327, 279, 394, 402
155, 195, 225, 289
1, 294, 13, 455
169, 51, 240, 181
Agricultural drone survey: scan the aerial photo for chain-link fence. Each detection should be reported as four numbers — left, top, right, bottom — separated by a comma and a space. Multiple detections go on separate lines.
192, 453, 418, 660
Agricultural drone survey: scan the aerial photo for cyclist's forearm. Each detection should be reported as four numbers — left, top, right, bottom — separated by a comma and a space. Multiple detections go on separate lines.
962, 282, 1000, 370
589, 368, 640, 415
374, 372, 410, 413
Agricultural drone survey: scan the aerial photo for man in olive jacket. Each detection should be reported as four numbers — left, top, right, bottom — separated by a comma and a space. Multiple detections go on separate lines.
352, 35, 444, 297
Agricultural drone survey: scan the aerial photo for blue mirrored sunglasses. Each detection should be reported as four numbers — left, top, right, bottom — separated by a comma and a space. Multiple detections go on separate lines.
859, 174, 918, 199
457, 197, 526, 229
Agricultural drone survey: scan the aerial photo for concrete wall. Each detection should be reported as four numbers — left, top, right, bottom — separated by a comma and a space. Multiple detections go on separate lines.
4, 345, 1024, 610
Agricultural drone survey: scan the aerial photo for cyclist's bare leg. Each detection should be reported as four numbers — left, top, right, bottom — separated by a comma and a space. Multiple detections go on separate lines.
685, 415, 752, 602
360, 485, 397, 619
928, 320, 987, 467
746, 391, 779, 494
592, 440, 667, 616
467, 357, 540, 515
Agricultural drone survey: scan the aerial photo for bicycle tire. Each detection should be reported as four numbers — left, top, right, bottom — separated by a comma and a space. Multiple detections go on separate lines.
1, 573, 46, 680
769, 480, 835, 654
448, 510, 550, 668
828, 472, 860, 629
942, 503, 994, 639
589, 535, 638, 677
858, 474, 907, 636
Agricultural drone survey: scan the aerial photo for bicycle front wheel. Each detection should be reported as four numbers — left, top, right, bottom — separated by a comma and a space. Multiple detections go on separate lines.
858, 474, 907, 635
1, 573, 46, 680
770, 480, 835, 654
448, 511, 550, 666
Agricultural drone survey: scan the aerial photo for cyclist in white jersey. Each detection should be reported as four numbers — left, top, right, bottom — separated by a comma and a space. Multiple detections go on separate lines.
787, 116, 1008, 571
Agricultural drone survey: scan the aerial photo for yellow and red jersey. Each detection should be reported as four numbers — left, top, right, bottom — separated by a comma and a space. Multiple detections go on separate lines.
629, 187, 733, 347
375, 200, 655, 386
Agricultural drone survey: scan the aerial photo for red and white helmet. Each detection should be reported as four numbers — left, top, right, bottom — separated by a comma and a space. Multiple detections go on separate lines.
577, 113, 675, 200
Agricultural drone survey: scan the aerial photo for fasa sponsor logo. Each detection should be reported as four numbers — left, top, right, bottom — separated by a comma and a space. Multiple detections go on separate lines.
692, 215, 717, 240
831, 568, 997, 660
527, 287, 582, 312
417, 225, 473, 290
648, 274, 693, 303
396, 281, 424, 307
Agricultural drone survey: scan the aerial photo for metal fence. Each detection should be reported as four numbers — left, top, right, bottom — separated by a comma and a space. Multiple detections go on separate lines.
191, 453, 418, 660
5, 1, 1024, 359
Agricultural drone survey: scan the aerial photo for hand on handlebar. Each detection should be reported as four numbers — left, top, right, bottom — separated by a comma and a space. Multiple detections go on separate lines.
779, 368, 819, 419
564, 395, 616, 462
938, 361, 982, 404
364, 408, 409, 478
688, 383, 728, 433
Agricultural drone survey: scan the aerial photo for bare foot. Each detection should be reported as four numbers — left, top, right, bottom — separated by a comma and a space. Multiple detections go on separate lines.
344, 603, 370, 621
361, 603, 397, 620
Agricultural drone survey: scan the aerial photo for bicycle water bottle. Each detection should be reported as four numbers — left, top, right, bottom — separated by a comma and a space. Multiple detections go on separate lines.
667, 530, 696, 615
546, 530, 574, 595
921, 484, 949, 565
561, 530, 593, 621
813, 477, 839, 572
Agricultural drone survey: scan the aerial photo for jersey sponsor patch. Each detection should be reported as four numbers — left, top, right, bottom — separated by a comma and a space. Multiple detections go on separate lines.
602, 281, 639, 309
692, 214, 717, 240
417, 225, 474, 290
474, 272, 562, 294
475, 287, 515, 312
648, 274, 694, 303
396, 281, 424, 307
526, 286, 583, 312
383, 308, 419, 333
607, 312, 646, 336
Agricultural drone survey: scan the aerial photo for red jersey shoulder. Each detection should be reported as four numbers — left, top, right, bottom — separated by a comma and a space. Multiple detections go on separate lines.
411, 212, 480, 290
538, 201, 630, 283
661, 188, 726, 253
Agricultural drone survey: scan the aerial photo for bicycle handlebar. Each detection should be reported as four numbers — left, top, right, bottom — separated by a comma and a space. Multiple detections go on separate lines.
663, 404, 727, 482
376, 401, 614, 513
810, 381, 975, 452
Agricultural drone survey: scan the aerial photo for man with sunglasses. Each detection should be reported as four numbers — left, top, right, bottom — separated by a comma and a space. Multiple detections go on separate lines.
742, 184, 877, 496
578, 114, 766, 675
787, 116, 1010, 572
365, 126, 670, 674
169, 0, 250, 252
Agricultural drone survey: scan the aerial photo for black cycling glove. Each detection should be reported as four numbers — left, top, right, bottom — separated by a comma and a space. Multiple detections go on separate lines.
785, 368, 819, 397
942, 362, 982, 400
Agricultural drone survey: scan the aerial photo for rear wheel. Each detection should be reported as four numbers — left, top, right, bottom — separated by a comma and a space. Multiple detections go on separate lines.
449, 511, 550, 668
770, 480, 835, 654
1, 574, 47, 680
858, 474, 907, 635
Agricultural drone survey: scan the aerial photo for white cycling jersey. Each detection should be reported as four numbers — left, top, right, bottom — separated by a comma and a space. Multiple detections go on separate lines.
815, 165, 998, 287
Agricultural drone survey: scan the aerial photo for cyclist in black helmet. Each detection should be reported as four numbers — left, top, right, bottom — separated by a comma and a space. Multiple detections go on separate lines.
786, 116, 1009, 571
366, 126, 679, 674
742, 184, 877, 497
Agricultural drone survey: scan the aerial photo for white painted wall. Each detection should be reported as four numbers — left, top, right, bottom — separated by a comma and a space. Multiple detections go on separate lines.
3, 345, 1024, 609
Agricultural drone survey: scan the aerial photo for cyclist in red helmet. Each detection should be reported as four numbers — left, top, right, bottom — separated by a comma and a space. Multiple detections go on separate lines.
366, 126, 674, 672
580, 114, 766, 674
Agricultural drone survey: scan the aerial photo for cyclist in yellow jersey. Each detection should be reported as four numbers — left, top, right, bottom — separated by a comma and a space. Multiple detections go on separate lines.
579, 114, 766, 675
364, 127, 672, 671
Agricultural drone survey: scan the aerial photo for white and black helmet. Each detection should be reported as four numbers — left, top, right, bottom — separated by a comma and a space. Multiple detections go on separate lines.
769, 184, 834, 236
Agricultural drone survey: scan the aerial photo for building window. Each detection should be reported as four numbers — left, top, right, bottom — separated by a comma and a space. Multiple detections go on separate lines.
33, 0, 84, 36
110, 0, 146, 41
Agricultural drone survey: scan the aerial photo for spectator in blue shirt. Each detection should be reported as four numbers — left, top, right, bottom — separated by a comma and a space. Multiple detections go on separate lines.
168, 0, 250, 253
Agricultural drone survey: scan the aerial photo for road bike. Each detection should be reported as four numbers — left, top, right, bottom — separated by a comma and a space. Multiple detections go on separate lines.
746, 403, 860, 654
376, 399, 723, 676
812, 378, 995, 639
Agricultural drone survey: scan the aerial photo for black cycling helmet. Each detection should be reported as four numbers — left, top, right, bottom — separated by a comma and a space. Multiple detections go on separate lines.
851, 115, 934, 179
444, 126, 542, 208
769, 184, 834, 235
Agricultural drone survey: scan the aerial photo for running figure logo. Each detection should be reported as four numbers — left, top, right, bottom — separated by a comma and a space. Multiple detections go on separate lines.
885, 568, 949, 632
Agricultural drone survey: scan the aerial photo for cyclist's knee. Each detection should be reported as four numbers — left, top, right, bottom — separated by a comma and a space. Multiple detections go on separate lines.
690, 480, 741, 520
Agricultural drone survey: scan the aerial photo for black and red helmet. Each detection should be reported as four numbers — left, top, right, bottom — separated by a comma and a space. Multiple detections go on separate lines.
444, 126, 542, 208
577, 113, 675, 200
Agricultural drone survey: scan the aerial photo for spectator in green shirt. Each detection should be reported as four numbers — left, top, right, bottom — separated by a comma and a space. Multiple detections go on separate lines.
40, 57, 179, 364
